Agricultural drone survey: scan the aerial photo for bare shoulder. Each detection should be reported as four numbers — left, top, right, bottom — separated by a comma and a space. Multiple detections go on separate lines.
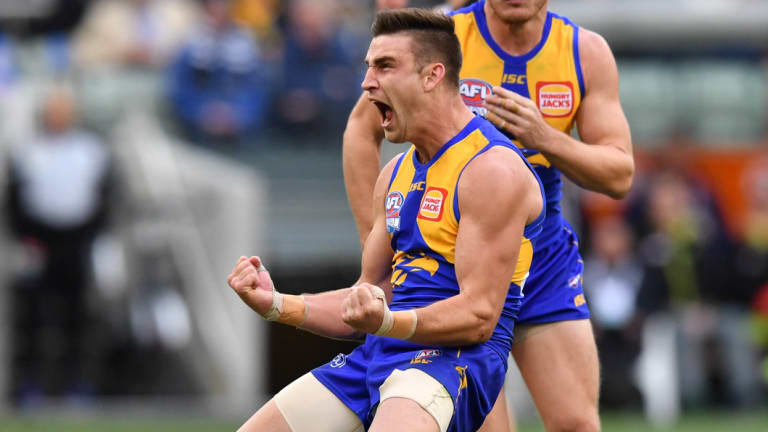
373, 153, 405, 197
458, 146, 541, 221
380, 153, 402, 181
577, 27, 619, 92
577, 27, 615, 61
463, 145, 527, 180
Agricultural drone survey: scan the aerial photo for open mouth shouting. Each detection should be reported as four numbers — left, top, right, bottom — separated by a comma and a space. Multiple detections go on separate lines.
371, 99, 394, 128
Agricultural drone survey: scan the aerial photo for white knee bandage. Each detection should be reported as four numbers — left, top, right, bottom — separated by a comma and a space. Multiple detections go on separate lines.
379, 368, 454, 432
274, 373, 363, 432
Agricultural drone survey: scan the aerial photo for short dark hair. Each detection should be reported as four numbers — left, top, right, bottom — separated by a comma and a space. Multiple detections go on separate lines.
371, 8, 462, 88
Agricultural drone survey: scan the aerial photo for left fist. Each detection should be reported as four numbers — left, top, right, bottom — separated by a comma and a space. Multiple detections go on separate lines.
341, 283, 387, 334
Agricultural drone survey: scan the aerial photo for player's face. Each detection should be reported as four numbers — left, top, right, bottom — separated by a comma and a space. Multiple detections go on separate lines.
486, 0, 548, 24
362, 34, 423, 144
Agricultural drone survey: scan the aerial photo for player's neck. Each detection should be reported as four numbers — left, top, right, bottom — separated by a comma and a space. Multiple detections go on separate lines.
410, 95, 475, 164
484, 1, 548, 56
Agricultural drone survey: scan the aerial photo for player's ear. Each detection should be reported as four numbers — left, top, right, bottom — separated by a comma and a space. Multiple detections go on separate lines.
422, 62, 445, 92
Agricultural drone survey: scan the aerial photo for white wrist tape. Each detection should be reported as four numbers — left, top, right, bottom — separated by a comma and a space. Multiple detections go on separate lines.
371, 286, 394, 336
258, 263, 283, 322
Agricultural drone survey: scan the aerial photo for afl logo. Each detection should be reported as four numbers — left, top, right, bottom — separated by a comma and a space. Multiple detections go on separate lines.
459, 78, 493, 107
330, 353, 347, 368
386, 191, 404, 217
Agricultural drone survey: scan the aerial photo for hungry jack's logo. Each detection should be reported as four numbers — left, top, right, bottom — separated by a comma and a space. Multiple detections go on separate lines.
537, 81, 574, 117
418, 187, 447, 221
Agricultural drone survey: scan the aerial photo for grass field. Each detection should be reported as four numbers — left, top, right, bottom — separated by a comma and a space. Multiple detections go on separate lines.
1, 411, 767, 432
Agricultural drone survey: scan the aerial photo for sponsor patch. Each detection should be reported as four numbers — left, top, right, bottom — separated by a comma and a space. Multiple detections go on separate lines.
568, 274, 582, 289
418, 187, 447, 221
330, 353, 347, 368
537, 81, 574, 117
410, 349, 441, 364
386, 191, 404, 234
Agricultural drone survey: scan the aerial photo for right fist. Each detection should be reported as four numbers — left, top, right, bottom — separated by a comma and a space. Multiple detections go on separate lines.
227, 256, 275, 316
341, 283, 388, 335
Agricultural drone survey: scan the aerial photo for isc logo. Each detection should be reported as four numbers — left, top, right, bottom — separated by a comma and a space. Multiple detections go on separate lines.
459, 78, 493, 107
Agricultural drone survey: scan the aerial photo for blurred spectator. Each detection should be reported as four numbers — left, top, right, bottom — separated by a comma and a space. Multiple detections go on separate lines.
635, 170, 759, 408
4, 84, 115, 405
0, 0, 88, 37
272, 0, 363, 142
753, 284, 768, 390
735, 155, 768, 297
73, 0, 199, 70
0, 32, 18, 92
232, 0, 280, 42
166, 0, 268, 148
739, 155, 768, 399
583, 216, 643, 408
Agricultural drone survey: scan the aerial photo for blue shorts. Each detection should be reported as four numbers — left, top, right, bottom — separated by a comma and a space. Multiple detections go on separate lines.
312, 336, 507, 432
517, 220, 590, 324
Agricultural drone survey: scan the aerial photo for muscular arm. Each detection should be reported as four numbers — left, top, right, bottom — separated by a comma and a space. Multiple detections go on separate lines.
342, 93, 385, 246
405, 147, 542, 345
343, 147, 542, 345
233, 150, 541, 347
484, 29, 633, 199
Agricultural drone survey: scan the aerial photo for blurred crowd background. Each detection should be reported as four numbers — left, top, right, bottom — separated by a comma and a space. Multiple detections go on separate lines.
0, 0, 766, 428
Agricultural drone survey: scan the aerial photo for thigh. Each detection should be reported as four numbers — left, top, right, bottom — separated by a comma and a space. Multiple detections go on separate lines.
370, 345, 505, 432
476, 389, 513, 432
370, 397, 440, 432
376, 368, 452, 432
238, 400, 292, 432
511, 319, 599, 430
239, 372, 364, 432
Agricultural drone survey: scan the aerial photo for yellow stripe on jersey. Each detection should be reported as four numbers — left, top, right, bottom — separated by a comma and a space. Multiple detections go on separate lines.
512, 238, 533, 287
387, 118, 539, 290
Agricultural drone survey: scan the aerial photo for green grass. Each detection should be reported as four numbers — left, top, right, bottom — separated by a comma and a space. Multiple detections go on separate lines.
0, 411, 766, 431
0, 418, 239, 432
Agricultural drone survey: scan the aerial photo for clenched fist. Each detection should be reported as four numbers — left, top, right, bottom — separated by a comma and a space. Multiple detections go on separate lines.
227, 255, 276, 316
341, 283, 388, 334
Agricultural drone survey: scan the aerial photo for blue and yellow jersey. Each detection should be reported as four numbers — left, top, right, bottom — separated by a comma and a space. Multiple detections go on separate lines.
451, 1, 584, 247
384, 116, 545, 358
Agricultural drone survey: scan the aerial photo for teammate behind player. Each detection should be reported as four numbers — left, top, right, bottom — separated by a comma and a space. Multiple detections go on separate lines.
343, 1, 634, 431
228, 8, 545, 432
